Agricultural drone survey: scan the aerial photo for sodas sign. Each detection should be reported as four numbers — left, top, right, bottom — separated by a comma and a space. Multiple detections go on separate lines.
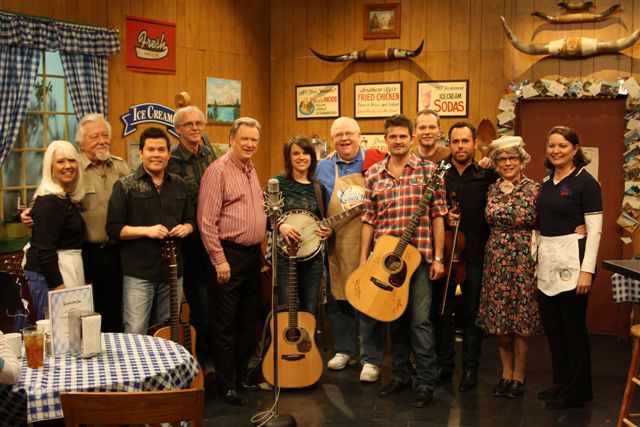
417, 81, 468, 118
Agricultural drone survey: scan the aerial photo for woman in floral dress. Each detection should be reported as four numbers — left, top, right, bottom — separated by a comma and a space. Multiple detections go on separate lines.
477, 136, 541, 399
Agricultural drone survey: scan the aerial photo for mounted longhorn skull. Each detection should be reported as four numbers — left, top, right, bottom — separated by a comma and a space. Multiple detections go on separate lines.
532, 4, 620, 23
309, 40, 424, 62
500, 16, 640, 58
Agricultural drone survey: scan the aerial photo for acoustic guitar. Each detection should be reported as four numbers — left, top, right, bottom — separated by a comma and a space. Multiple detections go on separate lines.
262, 240, 323, 388
153, 239, 197, 359
345, 161, 450, 322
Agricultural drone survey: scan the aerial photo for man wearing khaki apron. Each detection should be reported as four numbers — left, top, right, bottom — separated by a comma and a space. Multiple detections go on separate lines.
316, 116, 386, 382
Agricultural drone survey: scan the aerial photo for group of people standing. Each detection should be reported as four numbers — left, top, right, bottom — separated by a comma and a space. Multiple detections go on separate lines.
15, 105, 601, 411
283, 111, 601, 410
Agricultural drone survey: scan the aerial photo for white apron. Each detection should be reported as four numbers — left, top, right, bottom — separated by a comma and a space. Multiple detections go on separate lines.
537, 234, 582, 296
57, 249, 85, 288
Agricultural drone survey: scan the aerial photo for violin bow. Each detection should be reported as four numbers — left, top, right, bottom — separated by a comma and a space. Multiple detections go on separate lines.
440, 197, 461, 316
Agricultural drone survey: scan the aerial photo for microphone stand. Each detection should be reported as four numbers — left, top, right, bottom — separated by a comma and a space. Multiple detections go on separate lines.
255, 191, 296, 427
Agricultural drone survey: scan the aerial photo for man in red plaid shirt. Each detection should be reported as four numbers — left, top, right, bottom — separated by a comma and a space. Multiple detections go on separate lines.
359, 114, 447, 407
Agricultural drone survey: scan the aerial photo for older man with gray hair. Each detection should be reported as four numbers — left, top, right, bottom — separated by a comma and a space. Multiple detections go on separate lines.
168, 106, 217, 371
198, 117, 266, 405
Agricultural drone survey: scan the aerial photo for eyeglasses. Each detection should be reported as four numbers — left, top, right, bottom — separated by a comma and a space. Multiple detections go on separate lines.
333, 131, 357, 139
180, 121, 205, 130
495, 156, 521, 164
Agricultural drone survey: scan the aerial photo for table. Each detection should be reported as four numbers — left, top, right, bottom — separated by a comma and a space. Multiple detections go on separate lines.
603, 259, 640, 282
0, 332, 199, 426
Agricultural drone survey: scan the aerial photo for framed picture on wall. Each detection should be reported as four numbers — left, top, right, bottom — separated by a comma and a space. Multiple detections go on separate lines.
417, 80, 469, 117
206, 77, 241, 124
360, 133, 387, 152
364, 3, 400, 39
127, 140, 141, 170
354, 82, 402, 119
295, 84, 340, 119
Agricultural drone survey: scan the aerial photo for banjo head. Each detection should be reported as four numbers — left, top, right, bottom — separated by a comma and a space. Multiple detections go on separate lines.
277, 209, 322, 261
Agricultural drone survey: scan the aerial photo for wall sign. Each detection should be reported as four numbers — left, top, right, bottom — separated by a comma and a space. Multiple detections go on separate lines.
360, 133, 388, 152
354, 82, 402, 119
126, 16, 176, 74
120, 103, 178, 138
417, 80, 469, 117
295, 84, 340, 119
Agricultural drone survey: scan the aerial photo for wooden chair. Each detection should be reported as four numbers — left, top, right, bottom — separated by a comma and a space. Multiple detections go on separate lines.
60, 388, 205, 427
619, 324, 640, 427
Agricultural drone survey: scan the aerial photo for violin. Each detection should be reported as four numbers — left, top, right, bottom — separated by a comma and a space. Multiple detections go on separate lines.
440, 193, 466, 316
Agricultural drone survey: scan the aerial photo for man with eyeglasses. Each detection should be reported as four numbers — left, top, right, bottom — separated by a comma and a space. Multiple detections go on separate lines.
316, 116, 386, 383
22, 113, 130, 332
359, 114, 447, 407
168, 106, 216, 372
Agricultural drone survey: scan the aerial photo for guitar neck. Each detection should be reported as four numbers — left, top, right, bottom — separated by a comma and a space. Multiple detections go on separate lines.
394, 163, 448, 257
288, 253, 299, 328
318, 204, 363, 229
163, 240, 180, 343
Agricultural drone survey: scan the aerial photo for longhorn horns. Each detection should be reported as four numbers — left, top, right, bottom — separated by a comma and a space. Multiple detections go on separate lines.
309, 40, 424, 62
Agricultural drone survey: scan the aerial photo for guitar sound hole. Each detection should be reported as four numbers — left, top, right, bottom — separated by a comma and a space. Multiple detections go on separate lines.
384, 254, 403, 273
284, 327, 301, 343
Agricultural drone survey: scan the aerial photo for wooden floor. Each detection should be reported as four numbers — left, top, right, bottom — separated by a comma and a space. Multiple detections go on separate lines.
203, 333, 631, 426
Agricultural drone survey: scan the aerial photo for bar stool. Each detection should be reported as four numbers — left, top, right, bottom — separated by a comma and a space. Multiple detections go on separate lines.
619, 324, 640, 427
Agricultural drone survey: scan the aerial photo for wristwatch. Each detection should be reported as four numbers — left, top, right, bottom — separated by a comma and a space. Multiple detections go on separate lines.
434, 256, 444, 263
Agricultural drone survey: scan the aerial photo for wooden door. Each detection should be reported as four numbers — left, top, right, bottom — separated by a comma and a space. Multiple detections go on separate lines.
515, 98, 628, 336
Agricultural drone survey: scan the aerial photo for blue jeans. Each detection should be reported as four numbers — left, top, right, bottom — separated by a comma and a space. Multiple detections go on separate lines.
390, 261, 437, 388
122, 275, 183, 335
25, 270, 49, 320
324, 264, 386, 363
277, 252, 323, 316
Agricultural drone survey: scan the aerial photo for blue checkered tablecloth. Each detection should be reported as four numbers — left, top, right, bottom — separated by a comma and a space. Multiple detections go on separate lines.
612, 273, 640, 303
0, 332, 199, 426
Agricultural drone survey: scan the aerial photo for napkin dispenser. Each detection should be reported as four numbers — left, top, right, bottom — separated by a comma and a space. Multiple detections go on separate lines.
68, 310, 102, 357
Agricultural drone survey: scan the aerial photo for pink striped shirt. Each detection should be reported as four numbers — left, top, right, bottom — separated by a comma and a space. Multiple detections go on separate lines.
198, 151, 267, 265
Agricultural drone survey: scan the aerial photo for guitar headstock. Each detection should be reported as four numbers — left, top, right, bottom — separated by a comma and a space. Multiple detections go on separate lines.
162, 239, 177, 264
426, 160, 451, 188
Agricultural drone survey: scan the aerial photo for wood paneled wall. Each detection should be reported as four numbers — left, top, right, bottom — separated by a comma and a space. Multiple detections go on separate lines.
1, 0, 271, 182
5, 0, 640, 181
270, 0, 640, 174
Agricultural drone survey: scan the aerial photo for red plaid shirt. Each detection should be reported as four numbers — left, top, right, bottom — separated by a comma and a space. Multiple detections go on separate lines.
361, 153, 448, 263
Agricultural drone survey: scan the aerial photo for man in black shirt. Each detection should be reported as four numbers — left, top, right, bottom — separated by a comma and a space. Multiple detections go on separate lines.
168, 106, 216, 368
435, 121, 498, 392
106, 127, 195, 334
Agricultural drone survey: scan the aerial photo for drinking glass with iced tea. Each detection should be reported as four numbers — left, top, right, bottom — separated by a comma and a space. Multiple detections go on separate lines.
22, 326, 44, 368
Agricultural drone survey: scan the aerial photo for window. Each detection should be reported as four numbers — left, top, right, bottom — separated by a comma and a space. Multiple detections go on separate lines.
1, 51, 78, 222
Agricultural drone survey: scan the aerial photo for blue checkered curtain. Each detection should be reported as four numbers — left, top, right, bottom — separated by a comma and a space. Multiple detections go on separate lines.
60, 53, 109, 118
0, 46, 41, 165
0, 11, 119, 164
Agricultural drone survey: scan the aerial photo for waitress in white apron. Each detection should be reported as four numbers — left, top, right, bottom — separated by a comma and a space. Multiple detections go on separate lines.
23, 140, 86, 320
536, 126, 602, 410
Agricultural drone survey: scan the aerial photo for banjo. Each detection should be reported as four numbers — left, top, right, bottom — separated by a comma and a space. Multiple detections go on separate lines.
277, 204, 363, 261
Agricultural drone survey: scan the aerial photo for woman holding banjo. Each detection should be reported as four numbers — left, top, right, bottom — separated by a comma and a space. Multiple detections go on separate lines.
272, 136, 331, 316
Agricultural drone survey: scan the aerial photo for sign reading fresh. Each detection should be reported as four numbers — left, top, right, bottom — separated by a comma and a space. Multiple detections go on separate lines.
125, 16, 176, 74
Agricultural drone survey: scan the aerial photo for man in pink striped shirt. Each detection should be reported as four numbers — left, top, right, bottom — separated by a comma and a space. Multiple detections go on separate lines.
197, 117, 266, 405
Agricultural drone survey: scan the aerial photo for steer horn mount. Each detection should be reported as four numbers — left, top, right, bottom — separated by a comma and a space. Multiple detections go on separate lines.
309, 40, 424, 62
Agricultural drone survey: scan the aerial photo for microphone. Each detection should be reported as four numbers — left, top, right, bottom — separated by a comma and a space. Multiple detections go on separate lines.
264, 178, 283, 216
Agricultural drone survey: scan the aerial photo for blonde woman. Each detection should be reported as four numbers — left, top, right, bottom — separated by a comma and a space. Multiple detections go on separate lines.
24, 140, 86, 319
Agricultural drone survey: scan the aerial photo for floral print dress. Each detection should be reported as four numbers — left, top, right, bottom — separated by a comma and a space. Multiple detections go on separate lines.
476, 175, 542, 336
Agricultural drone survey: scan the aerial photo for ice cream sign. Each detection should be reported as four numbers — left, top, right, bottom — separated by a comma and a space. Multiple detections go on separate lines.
126, 16, 176, 75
